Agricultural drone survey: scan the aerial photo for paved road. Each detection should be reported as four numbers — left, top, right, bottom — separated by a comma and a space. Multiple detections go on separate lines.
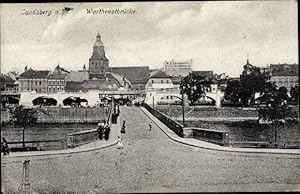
2, 106, 300, 193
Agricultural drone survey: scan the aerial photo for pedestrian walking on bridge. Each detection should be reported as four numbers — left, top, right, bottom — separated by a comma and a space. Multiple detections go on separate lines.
2, 138, 9, 155
117, 136, 123, 149
121, 120, 126, 134
103, 124, 110, 140
149, 122, 152, 131
97, 123, 104, 140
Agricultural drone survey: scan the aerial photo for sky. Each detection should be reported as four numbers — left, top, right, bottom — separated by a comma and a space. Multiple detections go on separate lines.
0, 1, 298, 77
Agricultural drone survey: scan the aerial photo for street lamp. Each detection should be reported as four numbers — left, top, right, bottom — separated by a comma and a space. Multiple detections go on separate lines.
180, 76, 185, 127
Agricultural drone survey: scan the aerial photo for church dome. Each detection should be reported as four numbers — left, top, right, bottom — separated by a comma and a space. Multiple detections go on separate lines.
94, 33, 103, 47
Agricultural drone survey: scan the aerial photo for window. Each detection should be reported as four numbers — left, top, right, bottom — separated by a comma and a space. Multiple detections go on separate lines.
166, 80, 169, 83
35, 81, 38, 85
151, 80, 154, 84
61, 86, 64, 91
161, 80, 163, 84
39, 81, 42, 85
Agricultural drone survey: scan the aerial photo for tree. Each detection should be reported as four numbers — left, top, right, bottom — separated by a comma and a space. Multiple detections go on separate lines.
180, 73, 212, 105
258, 86, 298, 146
240, 64, 271, 106
224, 80, 242, 105
290, 85, 299, 105
224, 64, 271, 107
9, 105, 38, 147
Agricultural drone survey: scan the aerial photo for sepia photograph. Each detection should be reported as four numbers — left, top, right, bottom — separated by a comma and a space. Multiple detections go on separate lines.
1, 1, 299, 193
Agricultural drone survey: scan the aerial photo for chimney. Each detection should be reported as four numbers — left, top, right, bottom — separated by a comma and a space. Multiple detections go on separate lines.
24, 66, 28, 72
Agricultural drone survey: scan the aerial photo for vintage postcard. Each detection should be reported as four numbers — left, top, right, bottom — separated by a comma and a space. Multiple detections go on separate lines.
1, 1, 299, 193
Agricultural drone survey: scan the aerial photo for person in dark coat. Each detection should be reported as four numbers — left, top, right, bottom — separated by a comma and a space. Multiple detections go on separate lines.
121, 120, 126, 134
97, 123, 104, 140
103, 124, 110, 140
2, 138, 9, 155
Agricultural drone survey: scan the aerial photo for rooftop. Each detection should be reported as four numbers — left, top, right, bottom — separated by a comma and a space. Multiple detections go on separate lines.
192, 71, 214, 79
270, 64, 298, 76
150, 70, 171, 79
109, 66, 150, 84
19, 69, 50, 79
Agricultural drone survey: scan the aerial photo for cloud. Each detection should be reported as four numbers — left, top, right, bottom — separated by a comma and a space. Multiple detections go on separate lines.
1, 1, 298, 77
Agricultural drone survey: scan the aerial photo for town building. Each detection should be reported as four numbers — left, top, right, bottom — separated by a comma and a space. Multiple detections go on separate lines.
0, 73, 18, 93
109, 66, 149, 91
146, 70, 174, 90
268, 64, 298, 92
47, 65, 70, 93
163, 59, 192, 77
18, 67, 49, 93
65, 71, 89, 82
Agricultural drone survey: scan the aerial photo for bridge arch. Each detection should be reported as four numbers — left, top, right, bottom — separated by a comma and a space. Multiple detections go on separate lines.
191, 95, 216, 106
62, 96, 88, 107
158, 95, 182, 105
32, 96, 58, 106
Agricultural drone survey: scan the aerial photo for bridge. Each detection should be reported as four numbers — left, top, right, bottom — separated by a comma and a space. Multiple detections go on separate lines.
18, 90, 146, 107
144, 88, 224, 107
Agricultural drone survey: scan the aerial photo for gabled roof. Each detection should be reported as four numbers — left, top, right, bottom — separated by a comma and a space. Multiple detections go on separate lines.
150, 70, 170, 78
109, 66, 150, 84
0, 74, 15, 84
65, 81, 83, 91
65, 71, 89, 82
81, 79, 120, 90
47, 74, 67, 79
19, 69, 49, 79
89, 73, 115, 80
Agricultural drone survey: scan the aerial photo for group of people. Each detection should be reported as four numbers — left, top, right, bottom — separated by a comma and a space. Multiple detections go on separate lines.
97, 122, 110, 141
1, 138, 9, 155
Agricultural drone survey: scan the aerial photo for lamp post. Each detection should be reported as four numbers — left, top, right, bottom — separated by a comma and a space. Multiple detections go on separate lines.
180, 76, 185, 127
152, 95, 155, 108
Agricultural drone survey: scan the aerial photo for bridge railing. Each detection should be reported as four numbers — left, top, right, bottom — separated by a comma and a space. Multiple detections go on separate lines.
3, 140, 65, 152
142, 103, 230, 146
66, 105, 113, 148
141, 103, 184, 137
183, 127, 229, 146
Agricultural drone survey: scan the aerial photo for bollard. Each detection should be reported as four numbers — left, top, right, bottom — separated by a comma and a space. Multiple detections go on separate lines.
23, 159, 30, 194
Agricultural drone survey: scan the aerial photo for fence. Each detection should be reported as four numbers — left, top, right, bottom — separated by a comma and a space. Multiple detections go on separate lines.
4, 140, 65, 151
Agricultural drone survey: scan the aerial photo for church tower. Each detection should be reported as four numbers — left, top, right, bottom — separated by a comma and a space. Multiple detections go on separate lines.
89, 33, 109, 74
